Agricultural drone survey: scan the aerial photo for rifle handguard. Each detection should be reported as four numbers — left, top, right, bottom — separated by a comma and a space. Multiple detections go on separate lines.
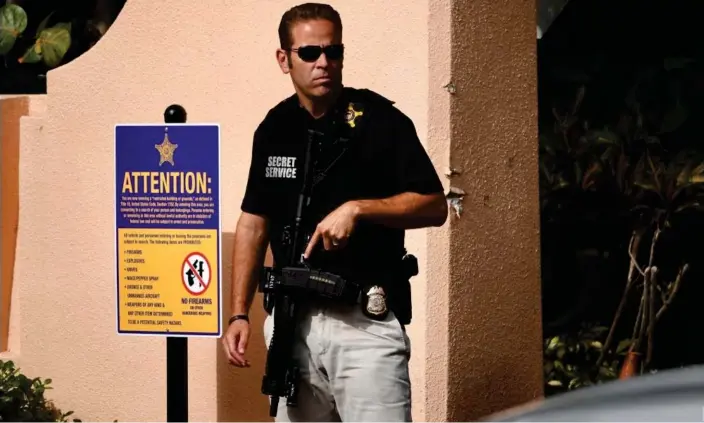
259, 265, 360, 304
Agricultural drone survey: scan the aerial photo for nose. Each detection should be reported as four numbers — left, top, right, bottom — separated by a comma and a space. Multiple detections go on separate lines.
315, 52, 329, 67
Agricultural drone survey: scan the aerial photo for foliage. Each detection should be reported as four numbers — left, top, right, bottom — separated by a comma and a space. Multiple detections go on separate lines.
0, 0, 126, 94
539, 59, 704, 228
540, 56, 704, 391
0, 360, 80, 422
543, 324, 631, 394
0, 3, 71, 68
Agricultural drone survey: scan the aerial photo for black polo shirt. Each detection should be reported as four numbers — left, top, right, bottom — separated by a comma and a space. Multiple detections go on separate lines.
241, 87, 443, 281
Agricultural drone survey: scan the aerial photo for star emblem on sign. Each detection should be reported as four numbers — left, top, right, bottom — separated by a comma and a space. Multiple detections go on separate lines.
155, 128, 178, 166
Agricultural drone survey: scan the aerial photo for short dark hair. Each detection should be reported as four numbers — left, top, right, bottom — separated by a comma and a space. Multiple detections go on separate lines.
278, 3, 342, 49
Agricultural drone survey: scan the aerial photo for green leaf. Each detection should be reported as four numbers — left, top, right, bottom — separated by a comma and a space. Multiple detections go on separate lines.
599, 365, 617, 378
616, 339, 632, 354
645, 136, 661, 145
53, 22, 72, 33
547, 379, 563, 387
556, 347, 566, 359
674, 201, 704, 214
633, 181, 659, 193
590, 129, 621, 146
35, 11, 55, 38
685, 161, 704, 185
574, 161, 583, 184
664, 57, 695, 70
659, 100, 688, 134
19, 42, 41, 64
539, 133, 565, 156
0, 4, 28, 55
547, 336, 561, 352
37, 26, 71, 68
581, 161, 603, 190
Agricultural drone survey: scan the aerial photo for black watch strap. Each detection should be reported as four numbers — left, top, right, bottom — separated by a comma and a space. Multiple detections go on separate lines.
228, 314, 249, 325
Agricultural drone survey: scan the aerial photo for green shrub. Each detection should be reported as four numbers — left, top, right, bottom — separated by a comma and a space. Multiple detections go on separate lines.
0, 359, 79, 422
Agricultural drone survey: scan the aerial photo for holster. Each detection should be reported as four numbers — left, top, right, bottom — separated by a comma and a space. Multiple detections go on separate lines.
388, 277, 413, 325
384, 253, 417, 325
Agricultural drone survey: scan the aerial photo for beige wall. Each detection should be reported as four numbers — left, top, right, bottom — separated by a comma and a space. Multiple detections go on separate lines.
1, 0, 542, 421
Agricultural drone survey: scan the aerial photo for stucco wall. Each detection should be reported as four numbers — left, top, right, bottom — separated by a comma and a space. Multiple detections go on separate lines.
4, 0, 542, 421
447, 0, 544, 419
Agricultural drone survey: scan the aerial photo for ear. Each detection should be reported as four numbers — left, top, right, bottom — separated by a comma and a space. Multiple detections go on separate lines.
276, 48, 290, 74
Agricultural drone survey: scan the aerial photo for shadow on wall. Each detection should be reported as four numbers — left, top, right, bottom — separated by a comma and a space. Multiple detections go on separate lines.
216, 231, 273, 422
0, 0, 127, 94
0, 96, 29, 353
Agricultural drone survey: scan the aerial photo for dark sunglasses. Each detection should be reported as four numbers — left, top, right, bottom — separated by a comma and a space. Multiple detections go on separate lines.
290, 44, 344, 62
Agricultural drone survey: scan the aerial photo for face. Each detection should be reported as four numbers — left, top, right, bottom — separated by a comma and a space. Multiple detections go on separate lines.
277, 19, 343, 100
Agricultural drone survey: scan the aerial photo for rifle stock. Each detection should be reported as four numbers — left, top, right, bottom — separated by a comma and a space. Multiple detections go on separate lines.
261, 287, 301, 416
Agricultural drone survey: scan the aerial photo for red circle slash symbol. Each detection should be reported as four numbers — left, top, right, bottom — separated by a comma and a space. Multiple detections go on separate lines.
181, 252, 211, 296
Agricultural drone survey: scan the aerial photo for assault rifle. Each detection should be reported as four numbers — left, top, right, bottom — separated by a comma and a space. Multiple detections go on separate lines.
258, 130, 359, 417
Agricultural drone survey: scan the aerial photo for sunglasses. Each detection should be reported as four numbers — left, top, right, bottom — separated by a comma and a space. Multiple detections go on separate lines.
290, 44, 344, 62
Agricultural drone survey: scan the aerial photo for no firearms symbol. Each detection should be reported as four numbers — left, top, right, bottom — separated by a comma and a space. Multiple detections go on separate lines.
181, 252, 211, 296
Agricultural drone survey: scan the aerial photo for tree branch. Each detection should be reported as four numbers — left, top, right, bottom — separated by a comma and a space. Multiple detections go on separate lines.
646, 266, 657, 367
597, 230, 642, 367
656, 263, 688, 322
631, 291, 645, 350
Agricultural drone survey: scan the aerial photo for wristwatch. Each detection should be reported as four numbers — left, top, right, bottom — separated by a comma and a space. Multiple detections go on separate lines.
228, 314, 249, 325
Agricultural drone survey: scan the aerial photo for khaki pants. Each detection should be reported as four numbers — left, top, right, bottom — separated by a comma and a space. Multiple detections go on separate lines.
263, 300, 413, 422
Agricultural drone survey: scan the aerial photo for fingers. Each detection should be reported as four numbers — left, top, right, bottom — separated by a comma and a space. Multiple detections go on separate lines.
322, 230, 347, 251
237, 328, 250, 367
331, 235, 347, 249
322, 232, 334, 251
221, 337, 239, 366
303, 229, 321, 259
323, 234, 346, 250
223, 337, 243, 367
222, 324, 250, 368
306, 226, 348, 256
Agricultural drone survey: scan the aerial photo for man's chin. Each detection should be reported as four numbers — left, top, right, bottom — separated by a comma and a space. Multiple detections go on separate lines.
309, 83, 340, 97
304, 87, 328, 98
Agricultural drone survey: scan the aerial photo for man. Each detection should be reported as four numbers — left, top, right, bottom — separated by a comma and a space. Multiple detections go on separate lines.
221, 3, 447, 421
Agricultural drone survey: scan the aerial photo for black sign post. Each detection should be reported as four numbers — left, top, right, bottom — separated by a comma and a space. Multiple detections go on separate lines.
164, 104, 189, 423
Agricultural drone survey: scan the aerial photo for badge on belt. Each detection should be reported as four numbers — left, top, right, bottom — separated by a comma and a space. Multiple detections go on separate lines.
361, 285, 389, 320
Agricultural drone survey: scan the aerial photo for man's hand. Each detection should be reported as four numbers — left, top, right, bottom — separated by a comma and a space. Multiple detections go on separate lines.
304, 201, 360, 258
221, 319, 251, 367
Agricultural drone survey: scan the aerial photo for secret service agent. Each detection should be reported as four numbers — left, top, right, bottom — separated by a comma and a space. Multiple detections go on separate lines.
222, 3, 448, 422
241, 87, 446, 422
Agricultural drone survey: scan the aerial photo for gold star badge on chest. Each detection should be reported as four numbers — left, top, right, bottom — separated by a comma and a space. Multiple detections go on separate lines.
155, 128, 178, 166
345, 103, 363, 128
